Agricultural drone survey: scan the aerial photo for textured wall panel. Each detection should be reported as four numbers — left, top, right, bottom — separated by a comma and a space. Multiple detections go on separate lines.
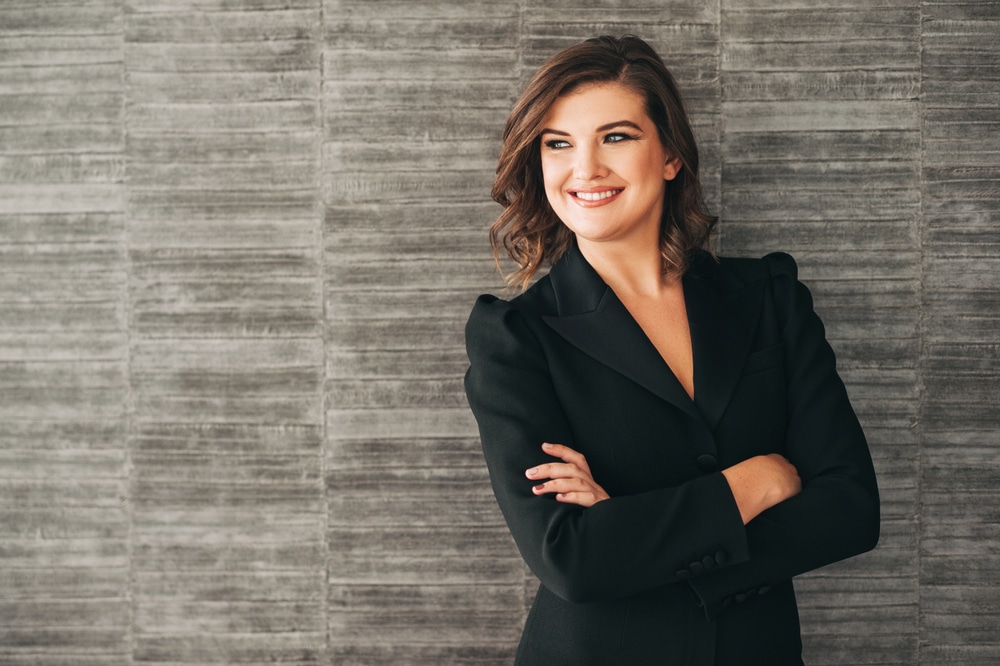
323, 1, 519, 661
124, 0, 324, 661
0, 2, 129, 664
920, 1, 1000, 664
721, 1, 922, 662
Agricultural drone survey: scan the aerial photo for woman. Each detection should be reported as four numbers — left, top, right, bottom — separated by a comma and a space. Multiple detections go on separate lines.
464, 35, 879, 665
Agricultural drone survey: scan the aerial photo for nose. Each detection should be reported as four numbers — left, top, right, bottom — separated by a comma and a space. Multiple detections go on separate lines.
572, 144, 606, 181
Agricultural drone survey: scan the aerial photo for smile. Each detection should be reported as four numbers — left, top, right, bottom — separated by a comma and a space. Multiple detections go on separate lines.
571, 189, 623, 202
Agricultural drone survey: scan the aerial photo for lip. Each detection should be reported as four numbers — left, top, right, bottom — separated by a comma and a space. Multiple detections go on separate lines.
568, 187, 624, 207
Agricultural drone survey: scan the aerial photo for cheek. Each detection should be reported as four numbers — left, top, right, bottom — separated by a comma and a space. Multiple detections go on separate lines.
540, 155, 554, 182
540, 160, 563, 201
638, 152, 667, 182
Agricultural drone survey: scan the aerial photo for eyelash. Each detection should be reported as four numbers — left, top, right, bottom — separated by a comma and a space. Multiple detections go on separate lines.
543, 133, 637, 150
605, 132, 636, 144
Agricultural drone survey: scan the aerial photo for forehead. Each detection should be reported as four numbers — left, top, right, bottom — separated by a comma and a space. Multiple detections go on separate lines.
541, 81, 650, 129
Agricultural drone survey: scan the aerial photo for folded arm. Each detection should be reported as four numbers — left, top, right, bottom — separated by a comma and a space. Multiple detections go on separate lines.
465, 295, 751, 604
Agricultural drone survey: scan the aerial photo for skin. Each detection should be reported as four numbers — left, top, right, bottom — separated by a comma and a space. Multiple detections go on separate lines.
525, 82, 802, 522
538, 82, 682, 255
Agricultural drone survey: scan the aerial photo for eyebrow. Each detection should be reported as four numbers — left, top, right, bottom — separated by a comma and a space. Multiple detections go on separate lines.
540, 120, 645, 136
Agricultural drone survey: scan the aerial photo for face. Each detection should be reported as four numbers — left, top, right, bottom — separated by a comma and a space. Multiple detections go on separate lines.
539, 82, 682, 251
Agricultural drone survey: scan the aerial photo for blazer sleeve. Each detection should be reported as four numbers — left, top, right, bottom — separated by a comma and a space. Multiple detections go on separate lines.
686, 253, 881, 619
465, 294, 751, 604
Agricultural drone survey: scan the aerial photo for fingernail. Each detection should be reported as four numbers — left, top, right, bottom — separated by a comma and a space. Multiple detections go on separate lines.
542, 442, 554, 449
533, 484, 545, 492
526, 467, 538, 477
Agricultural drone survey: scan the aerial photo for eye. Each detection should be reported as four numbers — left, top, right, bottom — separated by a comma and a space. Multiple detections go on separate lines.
544, 139, 571, 150
605, 132, 636, 144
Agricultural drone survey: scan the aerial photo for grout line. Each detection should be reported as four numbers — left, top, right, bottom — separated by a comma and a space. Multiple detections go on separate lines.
317, 0, 331, 659
716, 0, 725, 257
915, 3, 927, 664
120, 0, 136, 661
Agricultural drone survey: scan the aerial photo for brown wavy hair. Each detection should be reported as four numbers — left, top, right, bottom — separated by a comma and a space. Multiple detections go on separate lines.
490, 35, 717, 290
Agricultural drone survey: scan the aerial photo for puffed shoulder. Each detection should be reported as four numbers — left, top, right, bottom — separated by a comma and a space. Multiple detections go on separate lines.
762, 251, 798, 280
469, 293, 502, 314
691, 250, 796, 292
464, 293, 554, 415
465, 294, 508, 343
465, 294, 543, 360
466, 294, 515, 336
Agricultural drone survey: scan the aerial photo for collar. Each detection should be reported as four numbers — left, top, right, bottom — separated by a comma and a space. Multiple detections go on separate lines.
542, 244, 765, 428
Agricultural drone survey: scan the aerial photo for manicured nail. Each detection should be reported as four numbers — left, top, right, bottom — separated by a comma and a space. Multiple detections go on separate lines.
533, 484, 545, 492
542, 442, 554, 449
526, 467, 538, 477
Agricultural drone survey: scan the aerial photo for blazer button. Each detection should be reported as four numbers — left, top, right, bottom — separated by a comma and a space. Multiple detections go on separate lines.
715, 550, 729, 566
735, 593, 747, 603
676, 569, 692, 581
758, 585, 771, 595
696, 454, 718, 472
722, 597, 734, 609
702, 555, 717, 571
689, 561, 704, 575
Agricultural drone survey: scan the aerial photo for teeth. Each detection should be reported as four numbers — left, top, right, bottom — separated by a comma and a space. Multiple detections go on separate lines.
574, 189, 621, 201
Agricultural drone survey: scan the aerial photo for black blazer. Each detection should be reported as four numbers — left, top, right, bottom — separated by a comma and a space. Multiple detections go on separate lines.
464, 245, 879, 665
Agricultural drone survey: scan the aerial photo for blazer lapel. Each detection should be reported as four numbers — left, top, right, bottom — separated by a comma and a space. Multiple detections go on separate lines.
541, 245, 702, 423
684, 255, 765, 430
541, 246, 766, 430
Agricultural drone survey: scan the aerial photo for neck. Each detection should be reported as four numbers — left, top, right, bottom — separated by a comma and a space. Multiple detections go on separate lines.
576, 235, 673, 298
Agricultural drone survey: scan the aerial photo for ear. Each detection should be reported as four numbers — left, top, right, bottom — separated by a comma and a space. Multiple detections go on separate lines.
663, 155, 683, 181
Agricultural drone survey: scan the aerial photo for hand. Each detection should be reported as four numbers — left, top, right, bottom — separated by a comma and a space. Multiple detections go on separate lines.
722, 454, 802, 525
525, 442, 610, 508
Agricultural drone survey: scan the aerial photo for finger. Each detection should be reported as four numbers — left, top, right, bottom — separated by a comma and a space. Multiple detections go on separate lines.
541, 442, 592, 474
525, 461, 588, 481
531, 477, 601, 496
553, 491, 601, 508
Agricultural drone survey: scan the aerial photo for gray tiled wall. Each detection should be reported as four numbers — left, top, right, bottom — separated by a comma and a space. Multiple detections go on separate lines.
1, 0, 997, 663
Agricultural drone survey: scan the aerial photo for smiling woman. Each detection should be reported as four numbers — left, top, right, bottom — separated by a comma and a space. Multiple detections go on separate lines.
489, 35, 715, 294
538, 83, 682, 254
464, 35, 880, 665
